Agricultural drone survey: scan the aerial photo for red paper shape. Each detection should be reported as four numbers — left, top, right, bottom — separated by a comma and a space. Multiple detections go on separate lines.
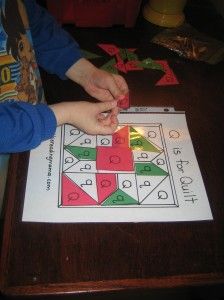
112, 125, 129, 148
96, 146, 134, 171
125, 60, 143, 71
115, 53, 123, 63
96, 173, 117, 204
115, 61, 127, 73
117, 93, 130, 109
155, 60, 179, 86
98, 44, 119, 56
62, 175, 97, 206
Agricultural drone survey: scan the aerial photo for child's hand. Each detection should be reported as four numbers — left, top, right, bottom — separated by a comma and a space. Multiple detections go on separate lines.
65, 58, 129, 102
50, 100, 119, 135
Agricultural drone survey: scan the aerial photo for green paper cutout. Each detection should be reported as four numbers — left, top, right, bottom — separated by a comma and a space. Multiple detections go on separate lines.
130, 127, 161, 152
135, 162, 168, 176
102, 189, 138, 206
139, 58, 164, 71
81, 49, 101, 59
65, 145, 96, 160
126, 49, 138, 61
100, 58, 118, 74
118, 48, 127, 60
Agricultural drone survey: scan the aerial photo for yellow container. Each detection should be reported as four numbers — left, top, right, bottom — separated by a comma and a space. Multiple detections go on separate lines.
143, 0, 187, 28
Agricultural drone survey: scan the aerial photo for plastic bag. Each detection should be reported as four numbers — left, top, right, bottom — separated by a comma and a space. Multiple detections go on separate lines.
151, 23, 224, 64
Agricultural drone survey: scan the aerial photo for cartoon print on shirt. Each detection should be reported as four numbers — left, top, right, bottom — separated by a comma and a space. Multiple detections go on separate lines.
0, 0, 43, 103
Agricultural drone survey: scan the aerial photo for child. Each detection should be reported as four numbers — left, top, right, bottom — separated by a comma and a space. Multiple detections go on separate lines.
0, 0, 128, 209
0, 0, 128, 149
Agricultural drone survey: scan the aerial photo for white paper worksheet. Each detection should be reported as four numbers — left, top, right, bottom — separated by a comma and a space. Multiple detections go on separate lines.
22, 112, 213, 223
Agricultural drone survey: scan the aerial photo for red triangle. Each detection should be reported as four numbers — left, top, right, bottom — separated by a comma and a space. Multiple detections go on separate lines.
112, 125, 129, 147
155, 60, 179, 86
96, 173, 117, 204
114, 61, 127, 73
117, 93, 129, 109
62, 175, 97, 206
98, 44, 119, 56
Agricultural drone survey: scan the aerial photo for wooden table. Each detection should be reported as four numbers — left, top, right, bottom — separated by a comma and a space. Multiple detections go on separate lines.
1, 22, 224, 299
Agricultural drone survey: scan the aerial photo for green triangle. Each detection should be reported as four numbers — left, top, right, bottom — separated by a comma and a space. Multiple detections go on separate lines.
126, 49, 138, 61
139, 58, 164, 71
119, 48, 127, 60
135, 162, 168, 176
65, 145, 96, 160
100, 58, 118, 74
130, 127, 161, 152
102, 189, 138, 206
81, 49, 101, 59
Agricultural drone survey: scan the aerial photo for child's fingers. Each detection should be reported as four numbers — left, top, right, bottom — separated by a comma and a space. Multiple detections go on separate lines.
97, 120, 118, 135
88, 101, 119, 135
96, 111, 119, 134
110, 106, 119, 116
110, 113, 119, 127
109, 74, 129, 99
98, 110, 118, 125
96, 100, 117, 113
97, 112, 111, 125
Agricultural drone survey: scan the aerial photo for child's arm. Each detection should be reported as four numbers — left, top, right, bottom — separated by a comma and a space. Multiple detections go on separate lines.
26, 1, 129, 102
0, 101, 56, 153
0, 100, 119, 153
49, 100, 119, 135
65, 58, 129, 102
25, 0, 82, 80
